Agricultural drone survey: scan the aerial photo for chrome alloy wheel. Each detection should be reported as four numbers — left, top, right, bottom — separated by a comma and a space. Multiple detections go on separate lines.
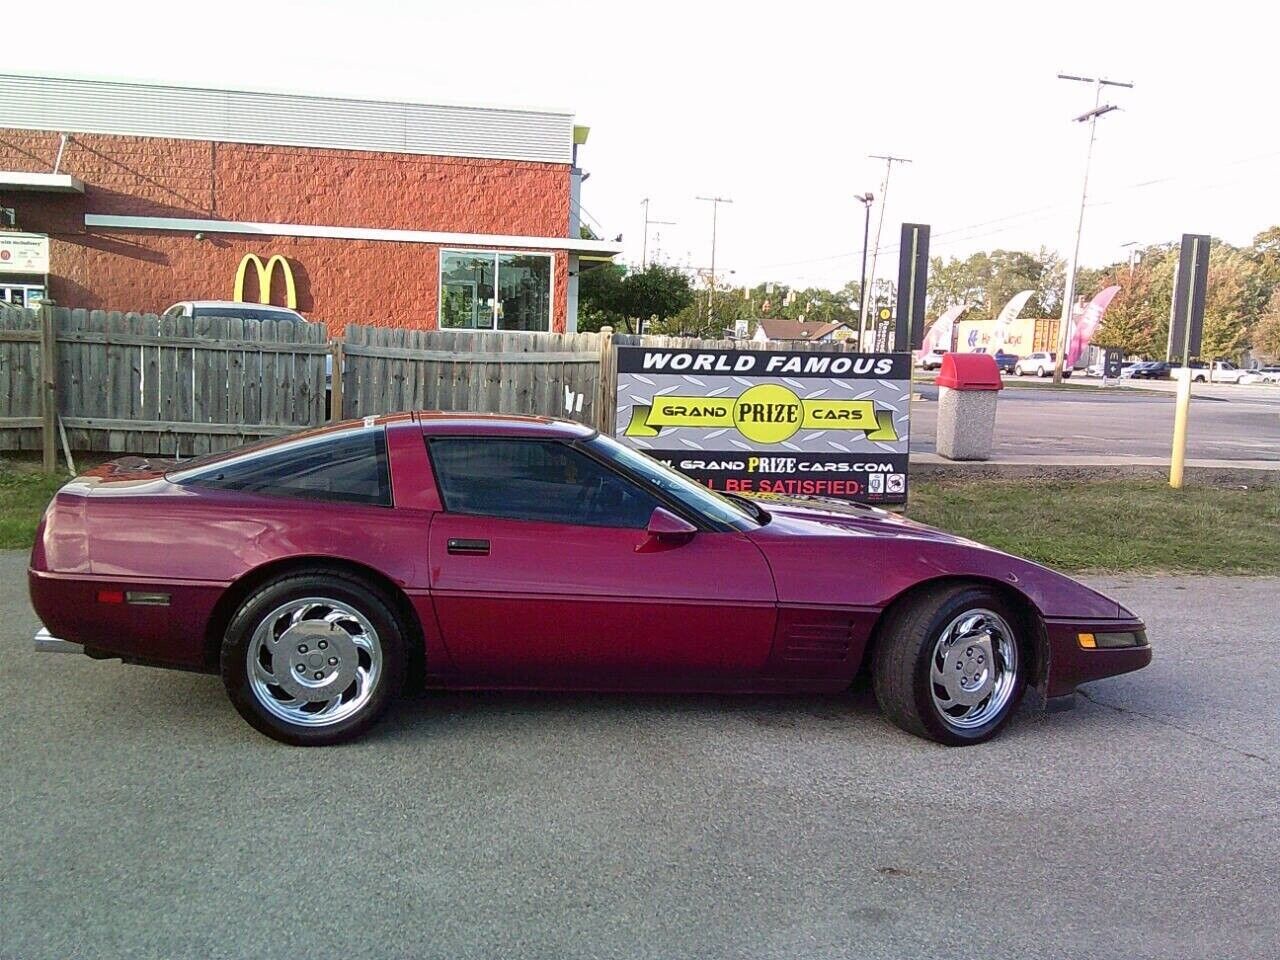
929, 608, 1018, 730
246, 597, 383, 727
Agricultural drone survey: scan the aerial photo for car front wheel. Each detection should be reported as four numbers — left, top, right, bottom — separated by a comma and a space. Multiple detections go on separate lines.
221, 572, 407, 745
872, 584, 1027, 745
1013, 365, 1023, 376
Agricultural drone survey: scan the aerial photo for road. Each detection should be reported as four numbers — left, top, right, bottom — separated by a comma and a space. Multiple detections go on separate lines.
2, 549, 1277, 960
910, 380, 1280, 461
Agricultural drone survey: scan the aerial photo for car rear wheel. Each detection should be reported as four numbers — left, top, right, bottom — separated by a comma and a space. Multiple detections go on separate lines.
221, 572, 407, 745
872, 584, 1027, 745
1036, 365, 1048, 377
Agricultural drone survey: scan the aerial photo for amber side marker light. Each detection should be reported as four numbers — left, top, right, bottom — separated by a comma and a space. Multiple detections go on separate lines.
1078, 631, 1146, 649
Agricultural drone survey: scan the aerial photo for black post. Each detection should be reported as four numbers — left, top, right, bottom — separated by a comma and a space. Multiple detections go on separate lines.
892, 223, 931, 352
1167, 233, 1209, 365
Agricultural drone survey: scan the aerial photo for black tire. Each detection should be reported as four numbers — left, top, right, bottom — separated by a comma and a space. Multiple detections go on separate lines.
871, 584, 1028, 746
220, 571, 408, 746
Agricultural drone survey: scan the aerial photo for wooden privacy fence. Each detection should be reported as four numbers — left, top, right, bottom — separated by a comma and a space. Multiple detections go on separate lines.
0, 304, 327, 460
0, 305, 610, 463
0, 304, 861, 467
337, 325, 603, 426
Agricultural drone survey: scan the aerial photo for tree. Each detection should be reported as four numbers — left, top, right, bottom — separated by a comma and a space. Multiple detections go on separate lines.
577, 262, 693, 335
576, 263, 627, 332
927, 248, 1063, 320
1252, 289, 1280, 360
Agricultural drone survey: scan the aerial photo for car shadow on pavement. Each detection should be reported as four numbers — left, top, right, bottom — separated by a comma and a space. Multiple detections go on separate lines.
76, 663, 1203, 748
368, 675, 891, 746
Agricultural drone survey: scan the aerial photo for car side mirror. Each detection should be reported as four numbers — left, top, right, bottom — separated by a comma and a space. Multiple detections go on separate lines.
645, 507, 697, 544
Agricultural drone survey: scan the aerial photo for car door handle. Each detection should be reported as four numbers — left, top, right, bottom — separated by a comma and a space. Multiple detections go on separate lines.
447, 538, 490, 556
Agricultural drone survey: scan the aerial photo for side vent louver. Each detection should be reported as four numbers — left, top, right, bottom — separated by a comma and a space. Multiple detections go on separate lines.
782, 621, 853, 662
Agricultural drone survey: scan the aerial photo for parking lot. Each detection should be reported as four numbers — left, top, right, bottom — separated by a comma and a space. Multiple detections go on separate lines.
2, 548, 1277, 960
912, 380, 1280, 462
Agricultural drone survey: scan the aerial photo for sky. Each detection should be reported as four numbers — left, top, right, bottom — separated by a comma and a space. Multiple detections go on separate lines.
8, 0, 1280, 292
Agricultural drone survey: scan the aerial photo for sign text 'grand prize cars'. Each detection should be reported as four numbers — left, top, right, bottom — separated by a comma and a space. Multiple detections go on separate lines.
614, 346, 911, 505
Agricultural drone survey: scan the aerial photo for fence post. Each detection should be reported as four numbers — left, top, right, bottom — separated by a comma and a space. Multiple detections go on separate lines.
38, 299, 58, 473
329, 338, 344, 422
596, 326, 615, 435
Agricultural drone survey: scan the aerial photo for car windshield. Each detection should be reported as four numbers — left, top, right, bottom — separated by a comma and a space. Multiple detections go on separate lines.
201, 307, 302, 321
584, 434, 760, 530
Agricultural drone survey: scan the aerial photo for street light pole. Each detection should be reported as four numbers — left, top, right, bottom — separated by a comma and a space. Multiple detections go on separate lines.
696, 195, 733, 329
856, 192, 874, 347
859, 155, 911, 348
639, 198, 676, 270
1052, 72, 1133, 384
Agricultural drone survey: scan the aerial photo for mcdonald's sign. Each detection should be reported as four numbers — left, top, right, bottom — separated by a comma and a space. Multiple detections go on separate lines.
233, 254, 298, 310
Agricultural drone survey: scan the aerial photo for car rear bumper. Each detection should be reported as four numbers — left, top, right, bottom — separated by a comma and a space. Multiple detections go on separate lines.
33, 627, 84, 655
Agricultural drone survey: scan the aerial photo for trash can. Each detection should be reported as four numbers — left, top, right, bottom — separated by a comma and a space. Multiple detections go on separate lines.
935, 353, 1003, 461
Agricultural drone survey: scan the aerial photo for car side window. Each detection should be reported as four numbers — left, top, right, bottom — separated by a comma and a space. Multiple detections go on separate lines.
178, 428, 391, 506
427, 438, 660, 529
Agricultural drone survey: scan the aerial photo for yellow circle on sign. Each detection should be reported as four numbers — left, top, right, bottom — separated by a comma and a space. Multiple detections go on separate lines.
732, 384, 803, 444
878, 307, 892, 321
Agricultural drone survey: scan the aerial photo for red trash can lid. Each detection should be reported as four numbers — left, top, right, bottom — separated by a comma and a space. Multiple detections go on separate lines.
936, 352, 1003, 390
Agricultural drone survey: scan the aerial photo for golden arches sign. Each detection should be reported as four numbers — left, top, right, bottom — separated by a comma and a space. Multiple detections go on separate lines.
233, 254, 297, 310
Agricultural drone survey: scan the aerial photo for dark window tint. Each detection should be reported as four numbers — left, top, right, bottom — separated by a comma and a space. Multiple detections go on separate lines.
179, 428, 391, 506
428, 438, 659, 529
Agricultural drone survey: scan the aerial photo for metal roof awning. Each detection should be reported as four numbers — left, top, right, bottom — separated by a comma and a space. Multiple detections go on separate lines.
0, 171, 85, 193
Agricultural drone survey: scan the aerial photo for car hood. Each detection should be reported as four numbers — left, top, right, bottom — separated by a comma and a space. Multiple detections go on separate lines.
749, 494, 971, 544
743, 495, 1134, 620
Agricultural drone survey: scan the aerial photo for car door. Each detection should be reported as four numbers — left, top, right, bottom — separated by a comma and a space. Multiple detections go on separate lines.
424, 436, 778, 685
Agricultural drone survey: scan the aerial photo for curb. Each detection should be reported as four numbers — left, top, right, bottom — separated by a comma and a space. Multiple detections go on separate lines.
908, 457, 1280, 488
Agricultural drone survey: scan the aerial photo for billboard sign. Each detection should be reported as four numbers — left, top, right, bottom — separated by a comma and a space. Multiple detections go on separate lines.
614, 345, 911, 505
0, 233, 49, 274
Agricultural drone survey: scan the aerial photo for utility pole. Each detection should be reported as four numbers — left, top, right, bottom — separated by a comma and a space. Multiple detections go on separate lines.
1052, 72, 1133, 384
696, 195, 733, 328
1121, 240, 1140, 277
639, 198, 676, 270
859, 155, 911, 349
855, 192, 874, 345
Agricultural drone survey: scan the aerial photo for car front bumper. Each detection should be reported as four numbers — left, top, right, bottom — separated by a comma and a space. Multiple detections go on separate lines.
1043, 617, 1152, 699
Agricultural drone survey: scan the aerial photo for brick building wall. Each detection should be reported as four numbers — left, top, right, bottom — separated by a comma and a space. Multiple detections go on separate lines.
0, 129, 574, 332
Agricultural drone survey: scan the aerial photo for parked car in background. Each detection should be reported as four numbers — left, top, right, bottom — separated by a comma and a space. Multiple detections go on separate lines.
1119, 361, 1143, 379
1012, 351, 1071, 378
974, 347, 1019, 373
164, 301, 334, 393
1187, 360, 1246, 384
27, 413, 1151, 747
1239, 365, 1280, 384
162, 301, 311, 324
917, 348, 948, 370
1130, 361, 1176, 380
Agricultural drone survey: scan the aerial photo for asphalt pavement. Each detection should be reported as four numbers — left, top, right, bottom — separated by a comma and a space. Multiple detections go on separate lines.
2, 548, 1277, 960
911, 379, 1280, 462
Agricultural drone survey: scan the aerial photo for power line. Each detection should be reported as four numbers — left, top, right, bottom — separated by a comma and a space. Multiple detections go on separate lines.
859, 154, 911, 343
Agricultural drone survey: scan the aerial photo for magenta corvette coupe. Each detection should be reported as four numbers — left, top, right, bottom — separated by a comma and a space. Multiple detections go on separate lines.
29, 412, 1150, 746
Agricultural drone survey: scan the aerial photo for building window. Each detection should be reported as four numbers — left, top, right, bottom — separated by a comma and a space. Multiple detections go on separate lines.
439, 250, 552, 332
